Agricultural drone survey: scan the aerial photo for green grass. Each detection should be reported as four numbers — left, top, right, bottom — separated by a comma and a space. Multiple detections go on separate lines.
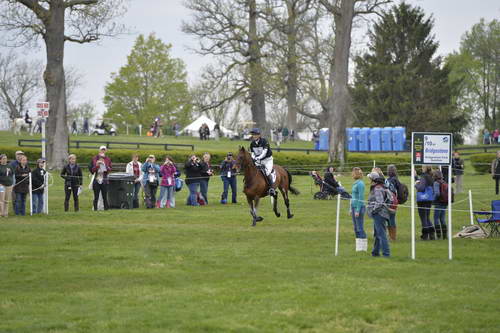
0, 130, 315, 153
1, 165, 499, 332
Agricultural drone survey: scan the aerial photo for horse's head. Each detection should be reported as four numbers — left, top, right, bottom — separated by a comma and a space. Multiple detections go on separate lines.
235, 146, 253, 172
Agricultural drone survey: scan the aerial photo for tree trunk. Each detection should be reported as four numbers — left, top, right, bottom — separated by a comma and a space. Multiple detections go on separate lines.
326, 0, 355, 163
248, 0, 267, 129
285, 3, 298, 132
43, 2, 68, 169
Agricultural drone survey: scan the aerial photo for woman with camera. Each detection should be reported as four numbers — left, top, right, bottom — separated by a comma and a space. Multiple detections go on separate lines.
142, 155, 160, 208
126, 153, 143, 208
199, 153, 213, 204
185, 154, 203, 206
220, 152, 238, 204
159, 156, 177, 208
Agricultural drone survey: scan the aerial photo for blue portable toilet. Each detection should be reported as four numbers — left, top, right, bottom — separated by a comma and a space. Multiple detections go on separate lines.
392, 127, 406, 151
359, 127, 371, 151
347, 127, 360, 152
319, 128, 329, 150
381, 127, 393, 151
370, 127, 382, 151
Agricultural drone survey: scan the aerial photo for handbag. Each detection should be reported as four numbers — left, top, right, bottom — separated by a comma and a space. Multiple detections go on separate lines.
175, 177, 184, 192
416, 186, 433, 202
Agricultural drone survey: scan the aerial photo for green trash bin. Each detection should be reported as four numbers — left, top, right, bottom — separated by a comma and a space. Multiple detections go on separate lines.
107, 173, 135, 209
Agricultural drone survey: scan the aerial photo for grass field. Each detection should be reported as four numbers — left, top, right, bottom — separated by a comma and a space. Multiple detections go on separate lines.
1, 156, 499, 332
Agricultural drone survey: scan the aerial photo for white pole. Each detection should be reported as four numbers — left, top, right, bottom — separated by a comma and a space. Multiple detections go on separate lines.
44, 172, 48, 214
139, 124, 142, 136
41, 119, 46, 160
29, 172, 33, 216
448, 161, 453, 260
335, 193, 341, 256
411, 163, 416, 260
373, 160, 376, 168
468, 190, 474, 226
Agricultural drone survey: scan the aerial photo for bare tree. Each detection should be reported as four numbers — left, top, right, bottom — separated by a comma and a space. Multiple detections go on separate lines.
0, 0, 127, 168
319, 0, 390, 163
0, 52, 43, 119
183, 0, 270, 129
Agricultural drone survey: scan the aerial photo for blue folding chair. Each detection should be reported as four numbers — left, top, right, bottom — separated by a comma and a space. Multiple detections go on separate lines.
474, 200, 500, 238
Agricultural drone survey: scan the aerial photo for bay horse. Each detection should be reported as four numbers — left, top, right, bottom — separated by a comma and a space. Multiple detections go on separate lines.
235, 147, 299, 226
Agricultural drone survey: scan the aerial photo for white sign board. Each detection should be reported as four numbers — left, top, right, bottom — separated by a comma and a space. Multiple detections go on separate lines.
36, 102, 49, 118
412, 132, 452, 165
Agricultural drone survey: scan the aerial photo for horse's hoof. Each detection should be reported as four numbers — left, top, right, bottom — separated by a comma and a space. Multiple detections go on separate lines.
275, 213, 281, 218
287, 214, 294, 219
256, 216, 264, 222
252, 221, 256, 227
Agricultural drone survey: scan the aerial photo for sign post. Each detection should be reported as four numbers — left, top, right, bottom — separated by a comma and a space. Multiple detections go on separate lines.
411, 132, 453, 260
36, 102, 49, 214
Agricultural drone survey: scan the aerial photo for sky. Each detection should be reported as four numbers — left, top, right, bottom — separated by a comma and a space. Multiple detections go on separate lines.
2, 0, 500, 116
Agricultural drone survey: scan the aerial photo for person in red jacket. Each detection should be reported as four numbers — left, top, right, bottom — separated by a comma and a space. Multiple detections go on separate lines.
90, 146, 112, 211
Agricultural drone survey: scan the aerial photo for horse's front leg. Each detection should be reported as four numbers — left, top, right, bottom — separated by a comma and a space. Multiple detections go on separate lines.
271, 192, 281, 218
280, 188, 294, 219
254, 197, 264, 223
247, 197, 257, 226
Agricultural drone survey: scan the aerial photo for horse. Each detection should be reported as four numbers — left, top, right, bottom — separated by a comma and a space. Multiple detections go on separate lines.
12, 118, 33, 135
235, 147, 300, 226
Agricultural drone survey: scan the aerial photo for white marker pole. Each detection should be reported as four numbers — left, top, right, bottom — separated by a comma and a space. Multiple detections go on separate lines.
44, 172, 49, 214
41, 119, 46, 161
335, 193, 341, 256
411, 134, 416, 260
468, 190, 474, 225
448, 161, 453, 260
29, 172, 33, 216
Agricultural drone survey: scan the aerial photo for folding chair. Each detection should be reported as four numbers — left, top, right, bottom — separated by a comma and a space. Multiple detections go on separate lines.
473, 200, 500, 238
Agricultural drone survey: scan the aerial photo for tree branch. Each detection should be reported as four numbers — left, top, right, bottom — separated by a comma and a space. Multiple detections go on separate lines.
65, 0, 98, 7
16, 0, 48, 20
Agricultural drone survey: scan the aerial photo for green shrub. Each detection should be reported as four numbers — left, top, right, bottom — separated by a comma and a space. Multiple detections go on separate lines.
470, 153, 495, 174
0, 145, 411, 175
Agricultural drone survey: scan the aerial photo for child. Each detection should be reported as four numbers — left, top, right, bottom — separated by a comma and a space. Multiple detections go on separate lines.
31, 158, 46, 214
159, 156, 177, 208
61, 154, 83, 212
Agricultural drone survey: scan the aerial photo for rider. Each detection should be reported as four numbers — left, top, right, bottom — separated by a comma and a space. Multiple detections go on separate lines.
24, 111, 32, 126
249, 128, 276, 196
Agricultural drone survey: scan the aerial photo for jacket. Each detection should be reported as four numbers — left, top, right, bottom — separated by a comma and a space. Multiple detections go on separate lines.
250, 138, 272, 160
0, 164, 14, 186
220, 160, 237, 177
142, 162, 160, 185
184, 160, 203, 185
367, 183, 390, 220
160, 164, 177, 186
31, 167, 46, 194
351, 179, 365, 213
91, 155, 112, 184
491, 158, 500, 178
200, 161, 212, 182
14, 164, 31, 194
433, 180, 448, 206
61, 163, 83, 187
126, 161, 143, 182
452, 158, 464, 176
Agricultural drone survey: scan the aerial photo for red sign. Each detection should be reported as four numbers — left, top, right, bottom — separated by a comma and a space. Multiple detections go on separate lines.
36, 102, 50, 118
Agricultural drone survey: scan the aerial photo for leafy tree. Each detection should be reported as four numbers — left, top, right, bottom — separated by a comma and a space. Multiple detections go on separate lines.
104, 34, 192, 130
351, 2, 469, 142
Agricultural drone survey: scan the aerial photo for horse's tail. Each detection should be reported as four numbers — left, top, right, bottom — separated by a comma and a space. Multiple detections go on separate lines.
285, 169, 300, 195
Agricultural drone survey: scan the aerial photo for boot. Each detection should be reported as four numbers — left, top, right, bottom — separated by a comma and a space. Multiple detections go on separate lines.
441, 225, 448, 240
388, 226, 397, 241
267, 174, 276, 196
355, 238, 362, 252
435, 224, 442, 239
361, 238, 368, 252
156, 200, 161, 208
74, 200, 79, 212
428, 227, 436, 240
64, 201, 69, 212
166, 200, 171, 208
421, 228, 429, 241
132, 199, 139, 209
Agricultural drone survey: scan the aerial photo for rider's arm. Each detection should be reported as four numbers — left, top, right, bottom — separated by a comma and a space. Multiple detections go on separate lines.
256, 148, 268, 160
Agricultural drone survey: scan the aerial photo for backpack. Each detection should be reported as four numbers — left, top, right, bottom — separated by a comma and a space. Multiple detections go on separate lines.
384, 187, 398, 213
397, 182, 409, 204
438, 181, 454, 203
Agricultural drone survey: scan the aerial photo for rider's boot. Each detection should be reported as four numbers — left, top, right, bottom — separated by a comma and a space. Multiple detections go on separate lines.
267, 174, 276, 196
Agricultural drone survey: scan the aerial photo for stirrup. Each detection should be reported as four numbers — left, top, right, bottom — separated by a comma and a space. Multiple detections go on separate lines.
268, 187, 276, 196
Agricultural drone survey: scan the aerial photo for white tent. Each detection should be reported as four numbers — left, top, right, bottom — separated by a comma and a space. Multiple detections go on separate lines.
181, 115, 235, 137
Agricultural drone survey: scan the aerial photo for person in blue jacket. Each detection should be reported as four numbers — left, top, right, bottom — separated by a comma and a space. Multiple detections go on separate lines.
142, 155, 160, 208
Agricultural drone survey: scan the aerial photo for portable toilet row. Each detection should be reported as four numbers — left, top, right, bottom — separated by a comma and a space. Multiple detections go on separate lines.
318, 128, 329, 150
347, 127, 406, 152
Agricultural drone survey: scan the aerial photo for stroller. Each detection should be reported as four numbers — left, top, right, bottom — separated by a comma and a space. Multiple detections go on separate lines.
311, 170, 351, 200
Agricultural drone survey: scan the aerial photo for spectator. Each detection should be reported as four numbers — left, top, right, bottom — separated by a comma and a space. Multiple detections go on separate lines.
416, 165, 435, 240
350, 167, 367, 252
173, 123, 181, 137
9, 151, 25, 212
31, 158, 46, 214
199, 153, 213, 204
432, 170, 448, 240
142, 155, 160, 209
282, 127, 289, 142
0, 154, 15, 217
214, 123, 220, 141
290, 130, 295, 141
126, 154, 143, 209
204, 124, 210, 140
491, 151, 500, 195
324, 166, 340, 194
483, 129, 491, 145
14, 155, 30, 216
90, 146, 112, 211
83, 118, 89, 134
494, 129, 500, 144
452, 151, 464, 194
198, 125, 204, 140
185, 154, 203, 206
385, 164, 401, 241
220, 152, 238, 204
61, 154, 82, 212
71, 120, 77, 135
159, 156, 177, 208
367, 172, 391, 257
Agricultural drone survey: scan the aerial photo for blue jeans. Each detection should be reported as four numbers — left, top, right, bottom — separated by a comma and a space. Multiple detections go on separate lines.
351, 206, 366, 238
32, 193, 43, 214
15, 192, 27, 216
221, 176, 237, 203
372, 214, 390, 257
388, 212, 396, 227
433, 204, 447, 227
159, 186, 175, 208
187, 182, 200, 206
199, 179, 209, 204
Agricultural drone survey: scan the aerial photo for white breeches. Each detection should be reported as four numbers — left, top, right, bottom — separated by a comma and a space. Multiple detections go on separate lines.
255, 156, 274, 176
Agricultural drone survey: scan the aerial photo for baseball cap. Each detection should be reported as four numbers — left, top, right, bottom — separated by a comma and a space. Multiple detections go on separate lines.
227, 152, 233, 156
368, 172, 384, 183
15, 150, 24, 155
99, 146, 107, 150
36, 158, 46, 163
250, 128, 261, 135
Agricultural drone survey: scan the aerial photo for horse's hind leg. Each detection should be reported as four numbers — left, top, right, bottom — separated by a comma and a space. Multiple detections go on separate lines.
254, 197, 264, 222
280, 189, 294, 219
247, 197, 257, 226
271, 193, 281, 218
